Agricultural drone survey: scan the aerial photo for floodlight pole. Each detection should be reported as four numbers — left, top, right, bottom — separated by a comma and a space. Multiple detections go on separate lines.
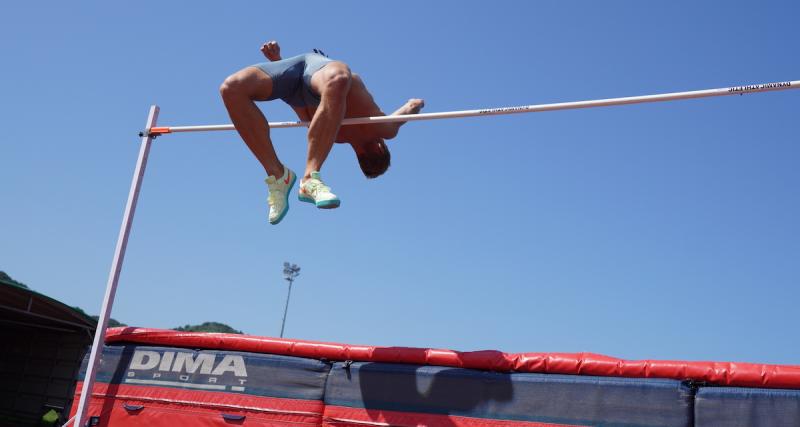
73, 106, 160, 427
280, 263, 300, 338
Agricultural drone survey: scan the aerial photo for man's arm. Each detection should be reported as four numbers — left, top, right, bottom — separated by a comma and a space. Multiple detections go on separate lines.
341, 74, 424, 140
380, 98, 426, 140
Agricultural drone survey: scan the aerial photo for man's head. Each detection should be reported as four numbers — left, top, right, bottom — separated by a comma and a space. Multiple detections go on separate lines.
354, 138, 391, 179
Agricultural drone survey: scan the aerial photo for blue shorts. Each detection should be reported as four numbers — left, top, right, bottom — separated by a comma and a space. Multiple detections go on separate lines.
252, 53, 334, 108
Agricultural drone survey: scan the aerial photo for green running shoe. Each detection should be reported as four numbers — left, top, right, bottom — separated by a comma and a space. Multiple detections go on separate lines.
265, 167, 296, 225
299, 171, 340, 209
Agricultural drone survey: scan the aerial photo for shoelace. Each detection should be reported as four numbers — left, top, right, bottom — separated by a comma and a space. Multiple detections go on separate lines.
267, 181, 285, 206
304, 180, 330, 196
267, 190, 283, 206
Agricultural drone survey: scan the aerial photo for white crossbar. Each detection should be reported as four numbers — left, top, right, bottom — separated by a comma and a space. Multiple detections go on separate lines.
148, 80, 798, 135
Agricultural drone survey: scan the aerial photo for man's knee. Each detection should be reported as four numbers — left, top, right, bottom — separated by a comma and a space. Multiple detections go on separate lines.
320, 66, 352, 96
220, 68, 270, 101
220, 74, 245, 100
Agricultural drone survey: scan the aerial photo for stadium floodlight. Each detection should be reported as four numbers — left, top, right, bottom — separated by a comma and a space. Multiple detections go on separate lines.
280, 262, 301, 338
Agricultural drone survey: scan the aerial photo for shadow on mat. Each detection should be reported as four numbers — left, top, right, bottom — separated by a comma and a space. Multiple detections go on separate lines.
357, 362, 513, 426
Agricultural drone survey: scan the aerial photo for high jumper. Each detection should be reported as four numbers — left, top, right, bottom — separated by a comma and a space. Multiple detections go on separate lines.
220, 41, 425, 224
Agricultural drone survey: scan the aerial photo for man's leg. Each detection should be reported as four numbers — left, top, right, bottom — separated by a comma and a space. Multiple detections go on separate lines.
221, 67, 296, 224
220, 67, 284, 178
305, 62, 352, 180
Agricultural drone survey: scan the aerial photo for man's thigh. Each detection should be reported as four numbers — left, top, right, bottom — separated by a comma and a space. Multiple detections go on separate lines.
228, 66, 274, 101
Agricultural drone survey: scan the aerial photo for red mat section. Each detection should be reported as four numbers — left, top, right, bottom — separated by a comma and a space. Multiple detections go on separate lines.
105, 327, 800, 389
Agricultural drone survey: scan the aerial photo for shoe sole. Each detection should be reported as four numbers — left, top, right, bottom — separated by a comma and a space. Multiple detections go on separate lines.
270, 173, 296, 225
299, 194, 340, 209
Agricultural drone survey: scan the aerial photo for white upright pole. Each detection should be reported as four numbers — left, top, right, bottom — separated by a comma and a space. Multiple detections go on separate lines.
73, 105, 160, 427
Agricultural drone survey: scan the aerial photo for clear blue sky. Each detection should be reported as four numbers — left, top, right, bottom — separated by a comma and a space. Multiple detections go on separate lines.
1, 1, 798, 365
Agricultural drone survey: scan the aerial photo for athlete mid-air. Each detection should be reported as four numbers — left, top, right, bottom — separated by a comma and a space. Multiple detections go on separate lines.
220, 41, 424, 224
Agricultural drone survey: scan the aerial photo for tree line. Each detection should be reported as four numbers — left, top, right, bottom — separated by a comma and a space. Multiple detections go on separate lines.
2, 270, 243, 334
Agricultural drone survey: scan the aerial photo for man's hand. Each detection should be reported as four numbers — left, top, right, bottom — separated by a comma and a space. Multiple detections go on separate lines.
261, 41, 281, 61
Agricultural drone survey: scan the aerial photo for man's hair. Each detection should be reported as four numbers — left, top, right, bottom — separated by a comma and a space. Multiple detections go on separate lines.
356, 139, 391, 179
